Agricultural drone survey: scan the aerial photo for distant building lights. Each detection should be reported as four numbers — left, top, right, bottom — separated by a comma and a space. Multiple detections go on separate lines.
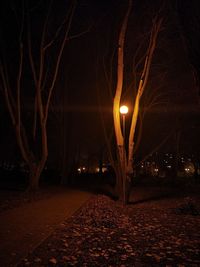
96, 167, 107, 173
77, 166, 86, 173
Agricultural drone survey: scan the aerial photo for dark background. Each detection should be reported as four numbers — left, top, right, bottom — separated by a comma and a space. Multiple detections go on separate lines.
0, 0, 200, 174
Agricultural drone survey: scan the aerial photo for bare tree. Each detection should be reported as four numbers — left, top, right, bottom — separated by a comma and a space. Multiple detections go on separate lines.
98, 0, 163, 204
172, 0, 200, 99
113, 2, 162, 203
0, 0, 77, 191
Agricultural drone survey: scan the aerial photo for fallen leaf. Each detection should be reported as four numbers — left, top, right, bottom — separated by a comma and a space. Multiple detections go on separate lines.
49, 257, 57, 265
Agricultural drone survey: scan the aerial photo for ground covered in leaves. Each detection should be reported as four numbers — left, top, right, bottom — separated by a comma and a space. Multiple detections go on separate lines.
17, 188, 200, 267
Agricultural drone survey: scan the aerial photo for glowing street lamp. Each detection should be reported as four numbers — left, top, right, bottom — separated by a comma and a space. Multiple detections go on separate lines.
120, 105, 128, 115
120, 105, 128, 141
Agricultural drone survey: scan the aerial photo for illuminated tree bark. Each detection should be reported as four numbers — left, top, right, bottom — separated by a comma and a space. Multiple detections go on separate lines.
113, 0, 162, 204
0, 1, 76, 191
113, 0, 132, 203
127, 18, 163, 174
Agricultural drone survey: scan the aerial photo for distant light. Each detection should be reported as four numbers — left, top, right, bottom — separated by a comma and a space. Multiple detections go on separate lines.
120, 105, 128, 114
96, 167, 107, 173
167, 165, 171, 169
77, 168, 81, 173
102, 167, 107, 173
154, 168, 159, 172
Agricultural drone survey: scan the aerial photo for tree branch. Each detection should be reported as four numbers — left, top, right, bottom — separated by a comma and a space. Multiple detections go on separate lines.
0, 64, 16, 125
44, 0, 77, 123
113, 0, 132, 147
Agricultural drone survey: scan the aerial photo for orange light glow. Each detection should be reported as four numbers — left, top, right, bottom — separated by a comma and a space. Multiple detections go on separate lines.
120, 105, 128, 114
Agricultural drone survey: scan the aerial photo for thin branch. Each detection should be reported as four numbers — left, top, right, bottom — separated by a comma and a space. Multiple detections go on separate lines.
41, 56, 51, 91
44, 0, 77, 123
96, 59, 114, 166
127, 16, 163, 172
27, 8, 38, 86
139, 18, 163, 97
139, 130, 174, 165
145, 91, 168, 110
102, 50, 115, 101
32, 96, 37, 139
0, 62, 31, 164
67, 25, 92, 41
44, 9, 91, 51
26, 3, 38, 139
19, 0, 25, 42
0, 64, 16, 125
41, 0, 53, 49
133, 111, 144, 154
36, 0, 54, 125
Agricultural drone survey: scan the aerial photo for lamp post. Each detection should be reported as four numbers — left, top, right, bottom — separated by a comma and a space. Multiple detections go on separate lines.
120, 105, 128, 142
120, 105, 128, 204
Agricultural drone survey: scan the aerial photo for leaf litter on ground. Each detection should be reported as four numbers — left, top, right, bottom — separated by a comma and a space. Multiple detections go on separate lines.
17, 192, 200, 266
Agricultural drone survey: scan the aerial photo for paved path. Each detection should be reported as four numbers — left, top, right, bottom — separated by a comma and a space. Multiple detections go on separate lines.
0, 189, 93, 267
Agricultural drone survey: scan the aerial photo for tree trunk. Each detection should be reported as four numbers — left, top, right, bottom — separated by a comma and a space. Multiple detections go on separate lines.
28, 169, 40, 191
28, 160, 46, 191
113, 145, 128, 203
113, 0, 132, 204
114, 161, 123, 200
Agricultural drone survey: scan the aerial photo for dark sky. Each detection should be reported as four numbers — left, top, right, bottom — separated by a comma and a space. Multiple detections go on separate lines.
0, 0, 200, 166
63, 0, 200, 158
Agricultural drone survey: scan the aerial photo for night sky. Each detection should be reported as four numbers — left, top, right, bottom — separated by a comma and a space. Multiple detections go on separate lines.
0, 0, 200, 167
